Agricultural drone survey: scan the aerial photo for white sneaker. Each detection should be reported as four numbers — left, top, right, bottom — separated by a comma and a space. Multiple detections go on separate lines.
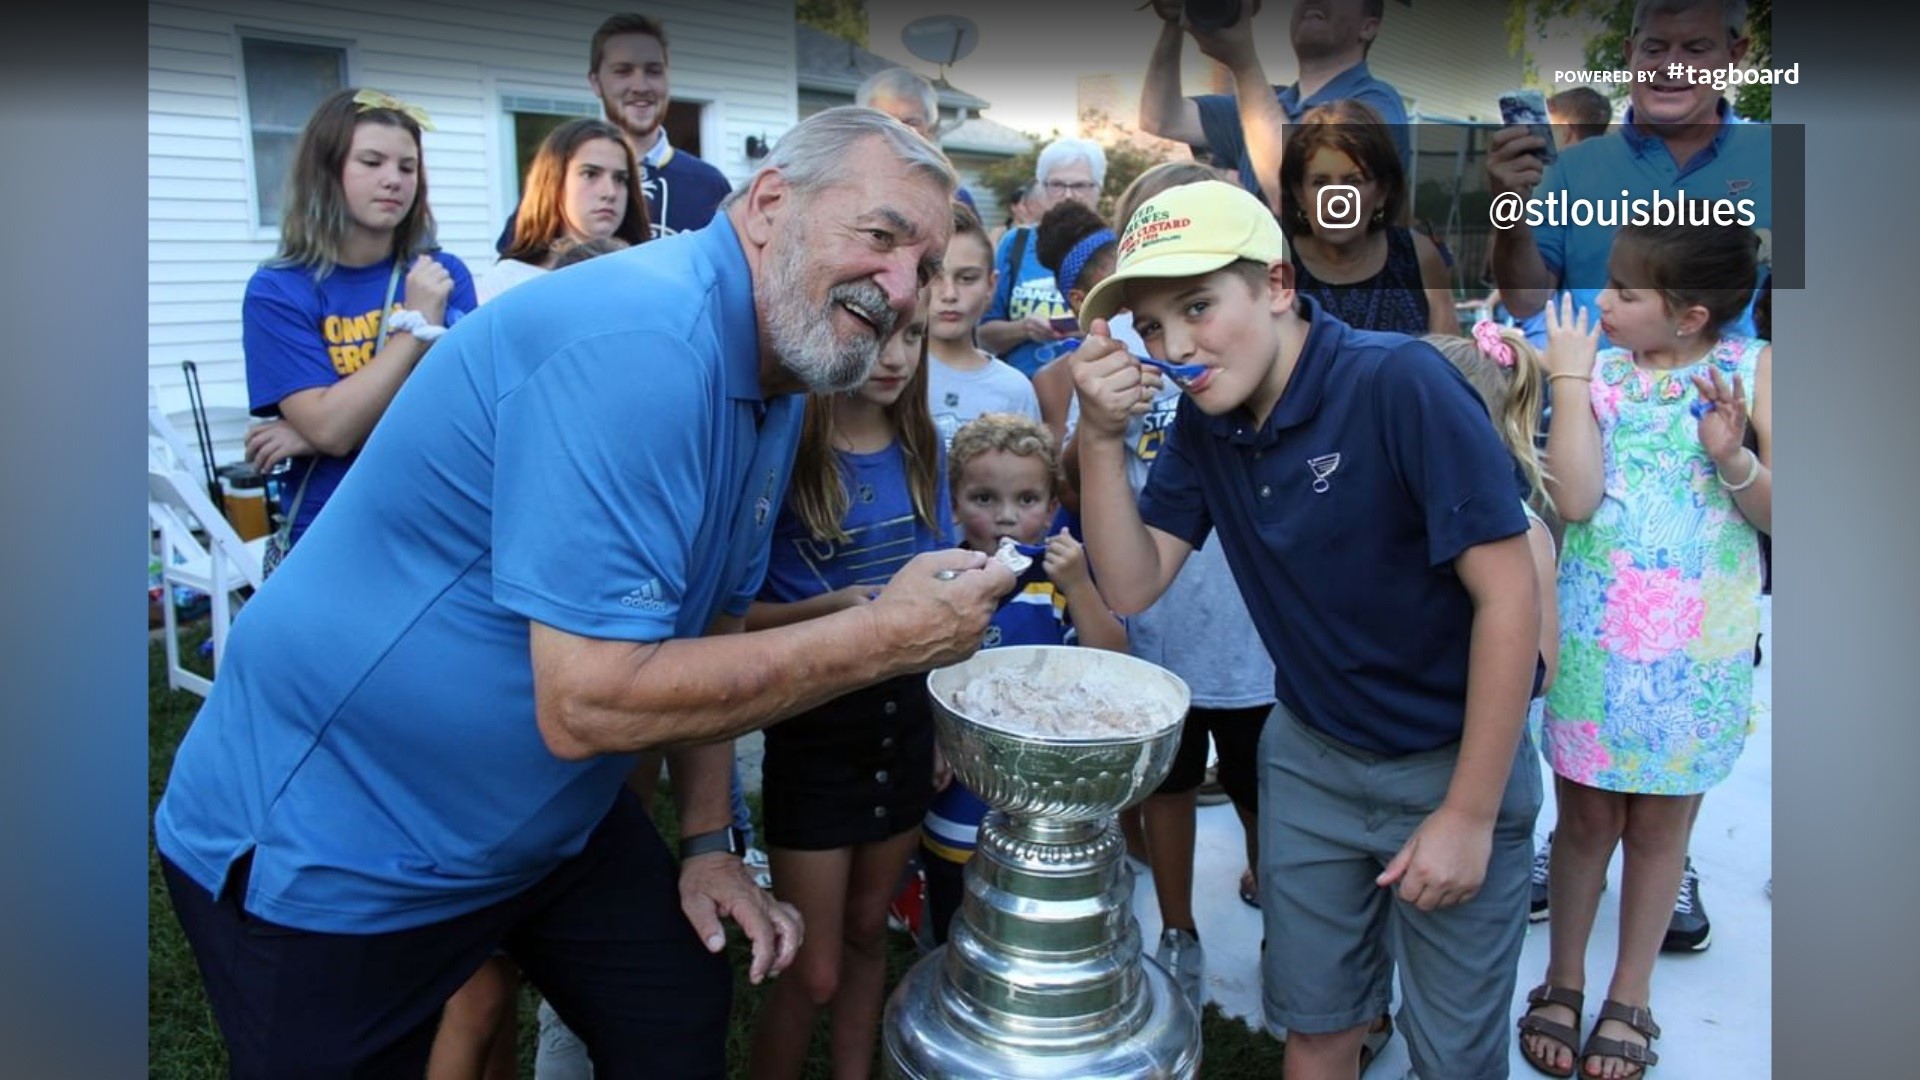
1154, 927, 1204, 1010
743, 845, 772, 890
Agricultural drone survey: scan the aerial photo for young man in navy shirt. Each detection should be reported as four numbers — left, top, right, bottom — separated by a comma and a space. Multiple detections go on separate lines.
1070, 181, 1543, 1079
497, 12, 730, 251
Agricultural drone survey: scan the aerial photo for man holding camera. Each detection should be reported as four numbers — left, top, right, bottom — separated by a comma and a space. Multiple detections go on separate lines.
1140, 0, 1409, 211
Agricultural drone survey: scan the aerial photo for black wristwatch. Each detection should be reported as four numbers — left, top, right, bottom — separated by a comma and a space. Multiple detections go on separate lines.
677, 826, 746, 860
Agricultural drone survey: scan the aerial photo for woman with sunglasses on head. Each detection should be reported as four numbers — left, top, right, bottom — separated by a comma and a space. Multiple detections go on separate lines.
241, 88, 475, 555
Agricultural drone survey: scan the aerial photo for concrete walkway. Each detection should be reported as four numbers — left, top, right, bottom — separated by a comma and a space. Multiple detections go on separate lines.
1136, 596, 1774, 1078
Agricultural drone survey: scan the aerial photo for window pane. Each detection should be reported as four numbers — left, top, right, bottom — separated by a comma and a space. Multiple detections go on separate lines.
665, 104, 702, 159
251, 132, 298, 229
242, 38, 345, 227
513, 113, 574, 192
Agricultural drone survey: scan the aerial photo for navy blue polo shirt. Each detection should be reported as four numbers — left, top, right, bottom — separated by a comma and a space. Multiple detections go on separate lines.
1138, 298, 1530, 757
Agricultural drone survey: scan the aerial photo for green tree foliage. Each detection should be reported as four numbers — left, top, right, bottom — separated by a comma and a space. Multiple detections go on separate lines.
1734, 0, 1771, 121
978, 144, 1044, 211
797, 0, 868, 48
1507, 0, 1770, 120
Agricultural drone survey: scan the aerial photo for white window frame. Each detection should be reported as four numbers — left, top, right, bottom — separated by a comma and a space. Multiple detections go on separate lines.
234, 27, 355, 239
688, 96, 725, 176
491, 85, 602, 210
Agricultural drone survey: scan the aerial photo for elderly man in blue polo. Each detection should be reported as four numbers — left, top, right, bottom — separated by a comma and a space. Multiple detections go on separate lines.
152, 106, 1015, 1079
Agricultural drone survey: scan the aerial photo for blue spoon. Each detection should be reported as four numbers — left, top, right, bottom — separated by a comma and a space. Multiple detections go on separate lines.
1056, 337, 1207, 387
1138, 354, 1209, 387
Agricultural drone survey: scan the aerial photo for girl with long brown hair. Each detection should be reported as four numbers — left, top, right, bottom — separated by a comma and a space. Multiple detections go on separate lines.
745, 295, 949, 1080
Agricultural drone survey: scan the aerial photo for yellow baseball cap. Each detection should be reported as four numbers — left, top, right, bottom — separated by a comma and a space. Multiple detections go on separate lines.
1078, 180, 1287, 330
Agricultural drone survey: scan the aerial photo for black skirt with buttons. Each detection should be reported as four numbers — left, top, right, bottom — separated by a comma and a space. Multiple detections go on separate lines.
759, 672, 937, 851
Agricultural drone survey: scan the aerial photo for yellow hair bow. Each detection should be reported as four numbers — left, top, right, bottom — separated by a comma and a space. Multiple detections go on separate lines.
352, 88, 436, 132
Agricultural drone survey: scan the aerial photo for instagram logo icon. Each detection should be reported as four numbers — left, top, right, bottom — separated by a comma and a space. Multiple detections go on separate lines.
1315, 184, 1362, 229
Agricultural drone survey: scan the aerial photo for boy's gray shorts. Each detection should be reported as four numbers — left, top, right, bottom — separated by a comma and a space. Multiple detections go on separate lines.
1257, 701, 1542, 1080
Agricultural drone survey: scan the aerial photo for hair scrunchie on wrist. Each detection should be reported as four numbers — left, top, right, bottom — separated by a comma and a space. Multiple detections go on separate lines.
386, 309, 447, 342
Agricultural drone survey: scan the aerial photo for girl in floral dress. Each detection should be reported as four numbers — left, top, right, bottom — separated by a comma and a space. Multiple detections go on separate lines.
1517, 223, 1771, 1080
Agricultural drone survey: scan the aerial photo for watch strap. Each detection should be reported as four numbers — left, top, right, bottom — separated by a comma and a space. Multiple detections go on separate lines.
677, 826, 743, 860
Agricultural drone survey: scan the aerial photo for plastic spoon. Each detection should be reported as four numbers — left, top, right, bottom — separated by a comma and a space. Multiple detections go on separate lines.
1136, 354, 1209, 387
933, 540, 1048, 595
1055, 337, 1207, 388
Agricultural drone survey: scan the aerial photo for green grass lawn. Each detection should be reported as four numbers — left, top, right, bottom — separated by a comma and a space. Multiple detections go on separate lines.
147, 625, 1284, 1077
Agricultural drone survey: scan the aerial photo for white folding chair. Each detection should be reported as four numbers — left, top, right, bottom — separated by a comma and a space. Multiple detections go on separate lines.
148, 406, 267, 697
167, 402, 256, 477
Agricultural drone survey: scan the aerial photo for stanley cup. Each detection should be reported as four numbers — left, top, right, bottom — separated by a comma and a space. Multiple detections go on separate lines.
882, 646, 1201, 1079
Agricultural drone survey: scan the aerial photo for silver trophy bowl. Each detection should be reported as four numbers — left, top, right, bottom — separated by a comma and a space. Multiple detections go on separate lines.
883, 646, 1202, 1079
931, 645, 1189, 821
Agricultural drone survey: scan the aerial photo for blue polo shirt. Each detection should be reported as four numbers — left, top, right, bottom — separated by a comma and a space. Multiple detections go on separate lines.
1534, 100, 1771, 342
1138, 298, 1531, 757
1192, 62, 1411, 195
154, 213, 804, 933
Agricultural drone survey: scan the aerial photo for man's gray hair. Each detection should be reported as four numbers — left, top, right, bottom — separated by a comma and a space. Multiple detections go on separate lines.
1034, 137, 1108, 189
855, 67, 940, 128
721, 105, 957, 209
1631, 0, 1750, 42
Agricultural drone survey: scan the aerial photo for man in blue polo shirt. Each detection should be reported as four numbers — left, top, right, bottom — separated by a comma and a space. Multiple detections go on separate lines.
1140, 0, 1410, 204
1070, 181, 1544, 1080
152, 107, 1014, 1078
1487, 0, 1767, 343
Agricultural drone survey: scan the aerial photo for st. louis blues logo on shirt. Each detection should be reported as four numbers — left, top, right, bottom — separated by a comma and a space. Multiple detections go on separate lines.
1307, 453, 1341, 494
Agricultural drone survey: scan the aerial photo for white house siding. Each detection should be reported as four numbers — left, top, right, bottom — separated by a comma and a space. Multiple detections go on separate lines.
148, 0, 796, 456
945, 153, 1007, 232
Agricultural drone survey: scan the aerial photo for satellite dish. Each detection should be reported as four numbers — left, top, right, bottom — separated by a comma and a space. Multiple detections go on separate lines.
902, 15, 979, 75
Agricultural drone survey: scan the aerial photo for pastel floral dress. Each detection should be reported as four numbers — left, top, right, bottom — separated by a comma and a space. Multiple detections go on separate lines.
1543, 335, 1765, 795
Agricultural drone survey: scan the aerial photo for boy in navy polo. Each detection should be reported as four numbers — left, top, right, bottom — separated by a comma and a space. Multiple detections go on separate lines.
1070, 181, 1544, 1079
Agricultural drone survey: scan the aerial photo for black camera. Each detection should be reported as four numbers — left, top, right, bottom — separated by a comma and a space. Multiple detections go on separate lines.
1185, 0, 1242, 30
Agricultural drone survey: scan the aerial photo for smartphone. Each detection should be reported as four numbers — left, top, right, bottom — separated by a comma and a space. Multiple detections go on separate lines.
1498, 89, 1558, 165
1049, 315, 1082, 334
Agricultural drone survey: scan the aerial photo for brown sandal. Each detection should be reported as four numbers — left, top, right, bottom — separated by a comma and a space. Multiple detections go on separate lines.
1578, 999, 1660, 1078
1516, 984, 1584, 1077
